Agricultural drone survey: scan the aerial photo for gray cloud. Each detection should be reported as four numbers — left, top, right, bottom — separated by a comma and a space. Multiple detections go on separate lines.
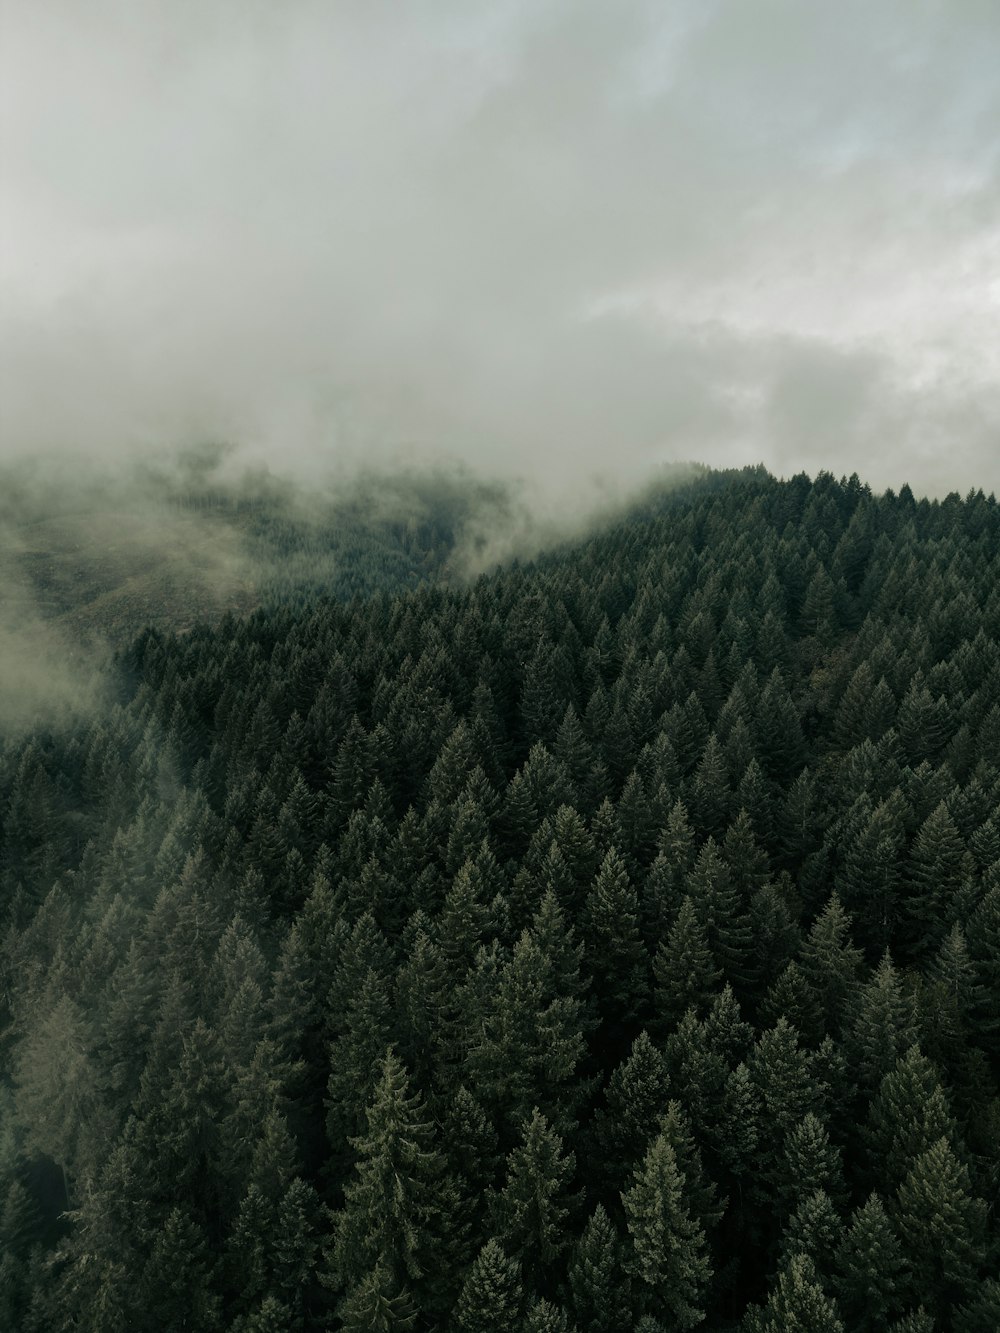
2, 0, 999, 498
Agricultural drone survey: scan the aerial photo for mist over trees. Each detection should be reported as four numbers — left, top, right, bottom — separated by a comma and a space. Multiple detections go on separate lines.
1, 465, 998, 1329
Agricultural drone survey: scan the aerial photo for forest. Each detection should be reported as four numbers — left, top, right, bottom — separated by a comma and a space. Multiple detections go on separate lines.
1, 464, 998, 1331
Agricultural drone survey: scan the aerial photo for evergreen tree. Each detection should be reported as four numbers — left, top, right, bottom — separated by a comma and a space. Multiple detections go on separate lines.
953, 1278, 1000, 1333
832, 1193, 907, 1332
566, 1205, 629, 1333
139, 1207, 221, 1332
905, 801, 970, 956
453, 1239, 524, 1333
590, 1031, 671, 1195
652, 897, 720, 1032
494, 1108, 580, 1289
742, 1254, 844, 1333
582, 847, 648, 1030
779, 1187, 845, 1281
337, 1259, 417, 1333
866, 1047, 960, 1190
778, 1113, 845, 1216
845, 952, 918, 1089
621, 1131, 712, 1330
798, 894, 864, 1037
327, 1050, 459, 1322
522, 1296, 577, 1332
894, 1137, 988, 1315
684, 838, 753, 993
462, 931, 588, 1140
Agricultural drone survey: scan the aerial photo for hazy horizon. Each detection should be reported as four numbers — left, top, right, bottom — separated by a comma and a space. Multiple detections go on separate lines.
2, 1, 999, 499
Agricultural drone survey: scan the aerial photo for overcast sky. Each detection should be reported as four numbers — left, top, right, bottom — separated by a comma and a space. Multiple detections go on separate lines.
2, 0, 999, 498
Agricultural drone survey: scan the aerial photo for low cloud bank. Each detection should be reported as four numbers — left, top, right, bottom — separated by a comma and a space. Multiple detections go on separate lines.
1, 2, 997, 498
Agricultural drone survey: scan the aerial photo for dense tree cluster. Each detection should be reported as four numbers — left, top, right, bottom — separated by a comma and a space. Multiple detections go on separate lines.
1, 466, 998, 1330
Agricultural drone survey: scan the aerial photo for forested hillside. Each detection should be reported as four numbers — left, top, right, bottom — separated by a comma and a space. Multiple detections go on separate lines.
1, 466, 998, 1331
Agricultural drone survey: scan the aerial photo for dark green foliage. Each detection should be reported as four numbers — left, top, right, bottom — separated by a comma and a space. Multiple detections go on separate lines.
582, 847, 648, 1029
866, 1046, 961, 1190
590, 1031, 671, 1194
326, 1050, 460, 1320
894, 1137, 988, 1315
2, 464, 998, 1329
742, 1253, 844, 1332
453, 1239, 524, 1333
833, 1193, 907, 1332
566, 1205, 629, 1333
844, 952, 918, 1089
621, 1130, 712, 1329
652, 896, 720, 1030
776, 1113, 846, 1217
779, 1187, 845, 1281
494, 1108, 580, 1288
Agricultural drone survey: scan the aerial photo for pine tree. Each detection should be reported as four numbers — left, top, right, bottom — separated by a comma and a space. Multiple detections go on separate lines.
136, 1016, 229, 1214
923, 921, 985, 1060
749, 1019, 822, 1145
439, 857, 497, 982
779, 1188, 845, 1281
234, 1295, 296, 1333
616, 771, 657, 866
462, 930, 588, 1140
566, 1205, 629, 1333
967, 883, 1000, 1051
590, 1031, 671, 1194
836, 794, 908, 954
553, 707, 599, 808
337, 1259, 417, 1333
270, 1177, 319, 1323
755, 670, 806, 784
653, 1093, 725, 1237
743, 1254, 844, 1332
621, 1131, 712, 1330
953, 1278, 1000, 1333
894, 1137, 987, 1315
440, 1083, 501, 1200
639, 797, 691, 932
394, 929, 451, 1090
905, 800, 970, 956
712, 1061, 761, 1185
139, 1207, 221, 1332
866, 1047, 959, 1190
689, 734, 731, 840
776, 1113, 846, 1219
326, 968, 393, 1154
328, 1050, 459, 1322
582, 848, 648, 1030
721, 809, 770, 900
663, 1011, 727, 1145
13, 991, 109, 1197
453, 1239, 524, 1333
762, 960, 823, 1042
684, 838, 753, 992
522, 1296, 577, 1332
748, 882, 800, 994
798, 894, 864, 1036
844, 952, 917, 1089
896, 681, 948, 766
652, 897, 720, 1032
494, 1108, 580, 1288
778, 767, 821, 868
832, 1193, 907, 1332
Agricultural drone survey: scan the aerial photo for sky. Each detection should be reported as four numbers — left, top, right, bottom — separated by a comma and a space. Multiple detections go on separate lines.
2, 0, 999, 498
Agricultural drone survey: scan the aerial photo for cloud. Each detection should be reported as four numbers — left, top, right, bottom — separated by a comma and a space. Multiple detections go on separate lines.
1, 0, 998, 497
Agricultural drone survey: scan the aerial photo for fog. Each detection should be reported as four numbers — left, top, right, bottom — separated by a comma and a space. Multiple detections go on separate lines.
2, 1, 999, 499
